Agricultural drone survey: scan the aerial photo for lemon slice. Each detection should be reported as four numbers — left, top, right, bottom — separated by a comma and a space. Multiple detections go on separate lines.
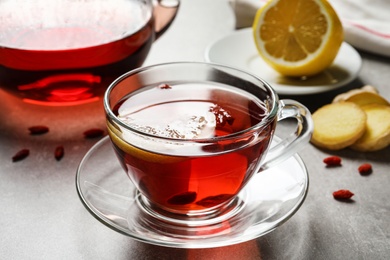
253, 0, 344, 77
107, 121, 185, 164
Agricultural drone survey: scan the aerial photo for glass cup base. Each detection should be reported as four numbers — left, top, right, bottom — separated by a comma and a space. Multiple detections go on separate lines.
137, 190, 246, 226
134, 191, 248, 238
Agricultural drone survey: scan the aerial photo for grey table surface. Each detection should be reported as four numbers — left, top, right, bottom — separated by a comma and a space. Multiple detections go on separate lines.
1, 0, 389, 259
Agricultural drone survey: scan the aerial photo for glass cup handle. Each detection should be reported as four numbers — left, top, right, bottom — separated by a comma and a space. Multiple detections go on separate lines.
260, 99, 313, 171
153, 0, 180, 37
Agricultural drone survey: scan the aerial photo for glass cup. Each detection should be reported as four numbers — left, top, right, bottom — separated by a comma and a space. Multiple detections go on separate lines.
104, 62, 313, 222
0, 0, 179, 106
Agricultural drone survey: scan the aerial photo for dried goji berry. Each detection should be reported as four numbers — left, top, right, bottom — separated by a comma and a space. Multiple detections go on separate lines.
83, 128, 104, 138
358, 163, 372, 175
28, 125, 49, 135
196, 194, 234, 207
12, 149, 30, 162
323, 156, 342, 166
167, 191, 197, 205
54, 146, 64, 161
333, 189, 354, 200
158, 83, 172, 89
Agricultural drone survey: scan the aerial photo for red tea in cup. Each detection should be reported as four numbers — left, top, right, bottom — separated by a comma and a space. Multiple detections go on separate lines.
108, 82, 274, 213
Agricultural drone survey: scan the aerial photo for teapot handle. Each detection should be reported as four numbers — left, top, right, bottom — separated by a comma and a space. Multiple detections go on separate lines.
153, 0, 180, 38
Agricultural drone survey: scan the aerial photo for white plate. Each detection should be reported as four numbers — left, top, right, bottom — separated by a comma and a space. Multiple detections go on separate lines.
205, 28, 362, 95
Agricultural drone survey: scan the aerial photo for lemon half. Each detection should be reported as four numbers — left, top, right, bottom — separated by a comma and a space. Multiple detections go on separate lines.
253, 0, 344, 77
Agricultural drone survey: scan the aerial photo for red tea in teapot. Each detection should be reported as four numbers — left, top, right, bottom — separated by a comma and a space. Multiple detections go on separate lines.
0, 0, 166, 105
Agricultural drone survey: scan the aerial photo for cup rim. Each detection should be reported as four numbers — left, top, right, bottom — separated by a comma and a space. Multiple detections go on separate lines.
103, 61, 279, 142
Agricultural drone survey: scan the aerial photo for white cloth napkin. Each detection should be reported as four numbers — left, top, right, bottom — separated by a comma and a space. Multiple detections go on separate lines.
230, 0, 390, 57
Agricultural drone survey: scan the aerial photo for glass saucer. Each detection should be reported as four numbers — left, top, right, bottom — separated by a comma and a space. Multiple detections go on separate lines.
76, 136, 309, 249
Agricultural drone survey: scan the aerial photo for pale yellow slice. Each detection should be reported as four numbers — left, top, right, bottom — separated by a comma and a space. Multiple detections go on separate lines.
332, 85, 378, 103
343, 92, 389, 107
311, 102, 367, 150
351, 104, 390, 151
333, 86, 389, 107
